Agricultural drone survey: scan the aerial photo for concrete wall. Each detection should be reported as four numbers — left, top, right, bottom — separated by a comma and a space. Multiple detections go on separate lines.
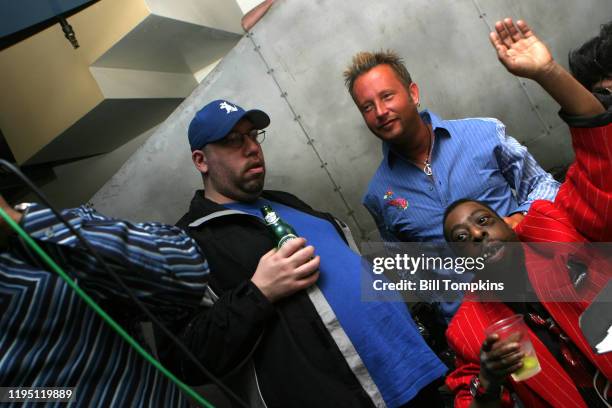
92, 0, 612, 243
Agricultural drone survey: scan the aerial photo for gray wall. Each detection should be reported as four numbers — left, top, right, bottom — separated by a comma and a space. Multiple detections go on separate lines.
91, 0, 612, 243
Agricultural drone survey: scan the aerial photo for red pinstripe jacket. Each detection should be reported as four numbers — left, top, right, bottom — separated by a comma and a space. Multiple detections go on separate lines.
446, 122, 612, 408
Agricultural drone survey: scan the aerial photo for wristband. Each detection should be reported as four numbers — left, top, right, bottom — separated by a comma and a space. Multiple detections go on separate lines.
469, 375, 502, 402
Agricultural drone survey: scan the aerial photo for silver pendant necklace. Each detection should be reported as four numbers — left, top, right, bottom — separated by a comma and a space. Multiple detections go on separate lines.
424, 160, 433, 176
423, 126, 434, 176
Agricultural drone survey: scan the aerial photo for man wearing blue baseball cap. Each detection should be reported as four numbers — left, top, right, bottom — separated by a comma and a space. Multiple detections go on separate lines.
187, 99, 271, 204
169, 99, 446, 407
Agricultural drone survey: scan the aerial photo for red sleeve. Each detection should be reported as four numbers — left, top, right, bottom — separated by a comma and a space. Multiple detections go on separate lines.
551, 122, 612, 241
445, 359, 514, 408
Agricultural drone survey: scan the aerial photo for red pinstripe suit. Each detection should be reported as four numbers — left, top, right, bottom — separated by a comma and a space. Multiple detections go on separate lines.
446, 122, 612, 408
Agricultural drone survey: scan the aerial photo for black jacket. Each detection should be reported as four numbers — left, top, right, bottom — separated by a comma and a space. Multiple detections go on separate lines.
170, 190, 377, 408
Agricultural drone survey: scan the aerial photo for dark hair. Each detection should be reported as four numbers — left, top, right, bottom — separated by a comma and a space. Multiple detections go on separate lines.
442, 198, 501, 241
568, 21, 612, 91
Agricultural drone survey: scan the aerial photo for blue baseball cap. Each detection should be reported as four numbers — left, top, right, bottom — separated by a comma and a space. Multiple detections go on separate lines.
188, 99, 270, 150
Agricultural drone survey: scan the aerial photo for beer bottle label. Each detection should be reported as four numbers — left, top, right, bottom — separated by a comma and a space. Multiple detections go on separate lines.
264, 212, 279, 225
278, 234, 298, 248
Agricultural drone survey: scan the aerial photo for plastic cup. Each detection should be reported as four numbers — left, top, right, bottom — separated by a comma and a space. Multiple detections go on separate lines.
485, 314, 541, 381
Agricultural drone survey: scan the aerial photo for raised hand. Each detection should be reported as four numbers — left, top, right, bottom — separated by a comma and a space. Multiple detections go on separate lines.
490, 18, 554, 80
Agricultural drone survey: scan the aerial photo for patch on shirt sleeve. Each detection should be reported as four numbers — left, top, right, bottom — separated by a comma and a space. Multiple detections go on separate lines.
383, 189, 408, 210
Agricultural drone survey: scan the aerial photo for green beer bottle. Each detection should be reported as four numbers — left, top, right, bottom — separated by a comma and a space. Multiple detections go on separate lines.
261, 205, 298, 248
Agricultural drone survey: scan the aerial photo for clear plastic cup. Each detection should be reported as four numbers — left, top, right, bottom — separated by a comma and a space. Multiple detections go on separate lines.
485, 314, 541, 381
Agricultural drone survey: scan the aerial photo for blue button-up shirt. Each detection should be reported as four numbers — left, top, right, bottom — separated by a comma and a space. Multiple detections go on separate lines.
363, 111, 560, 243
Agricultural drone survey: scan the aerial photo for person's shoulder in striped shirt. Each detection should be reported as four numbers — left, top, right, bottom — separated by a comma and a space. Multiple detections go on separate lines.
0, 196, 209, 406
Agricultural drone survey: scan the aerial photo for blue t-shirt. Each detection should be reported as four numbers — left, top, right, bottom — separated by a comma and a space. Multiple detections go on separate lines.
225, 198, 446, 407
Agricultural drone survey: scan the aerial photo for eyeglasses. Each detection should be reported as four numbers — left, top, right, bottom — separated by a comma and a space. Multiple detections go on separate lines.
218, 129, 266, 148
596, 88, 612, 95
594, 87, 612, 96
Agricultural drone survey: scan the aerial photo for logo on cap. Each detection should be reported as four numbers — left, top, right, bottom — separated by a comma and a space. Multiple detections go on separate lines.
220, 101, 238, 114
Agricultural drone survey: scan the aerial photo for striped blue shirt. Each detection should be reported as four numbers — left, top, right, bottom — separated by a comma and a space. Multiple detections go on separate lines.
0, 204, 209, 407
363, 111, 560, 243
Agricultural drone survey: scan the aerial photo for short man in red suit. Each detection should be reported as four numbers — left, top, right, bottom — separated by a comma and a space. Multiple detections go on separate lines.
442, 18, 611, 408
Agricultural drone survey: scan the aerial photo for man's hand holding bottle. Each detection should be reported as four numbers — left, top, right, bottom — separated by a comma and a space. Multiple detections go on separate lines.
251, 237, 320, 302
